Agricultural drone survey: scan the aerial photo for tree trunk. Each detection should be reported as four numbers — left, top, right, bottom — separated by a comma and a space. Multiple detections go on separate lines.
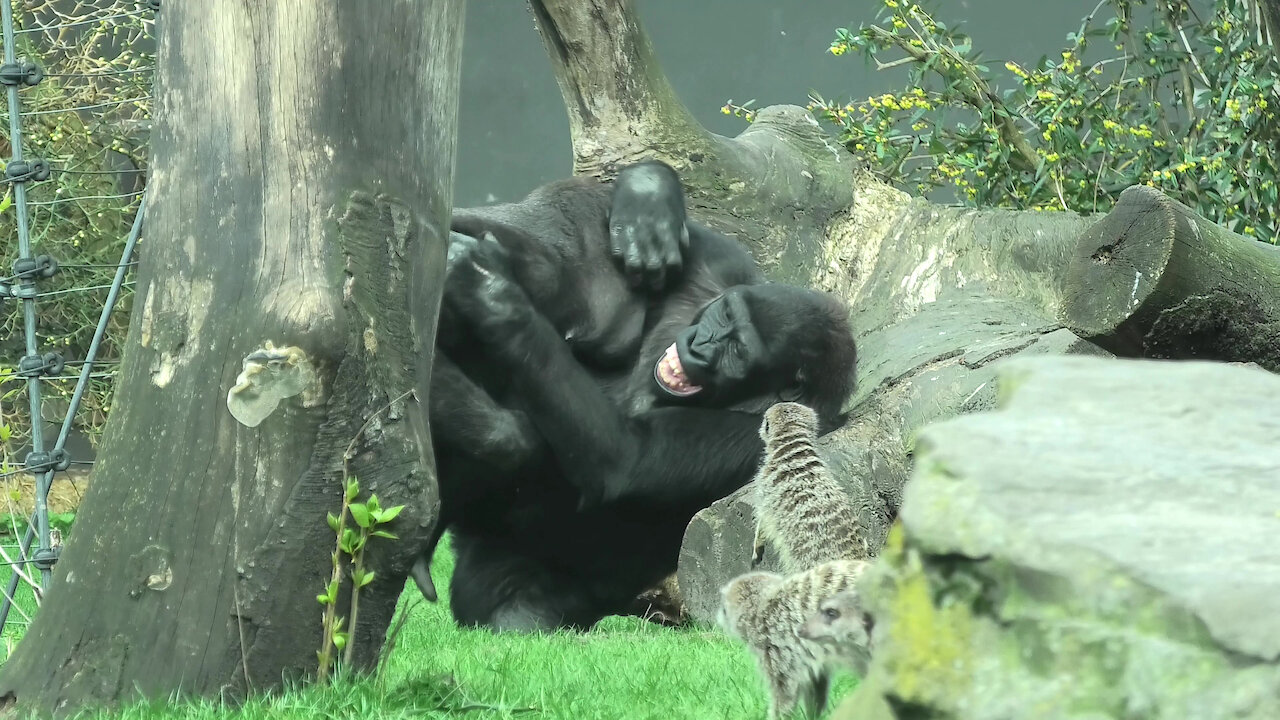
527, 0, 1280, 622
1060, 184, 1280, 370
0, 1, 464, 714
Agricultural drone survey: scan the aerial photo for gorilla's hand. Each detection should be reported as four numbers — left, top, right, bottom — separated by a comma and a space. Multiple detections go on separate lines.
443, 231, 530, 338
610, 160, 690, 293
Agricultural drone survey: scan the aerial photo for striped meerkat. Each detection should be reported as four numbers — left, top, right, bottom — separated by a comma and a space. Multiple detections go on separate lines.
717, 402, 875, 719
717, 559, 870, 719
751, 401, 868, 573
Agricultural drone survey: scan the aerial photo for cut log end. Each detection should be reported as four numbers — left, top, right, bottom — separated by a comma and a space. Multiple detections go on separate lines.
1061, 184, 1280, 366
1061, 184, 1177, 344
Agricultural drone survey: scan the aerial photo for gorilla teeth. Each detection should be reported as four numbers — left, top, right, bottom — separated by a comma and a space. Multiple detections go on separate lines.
655, 342, 702, 396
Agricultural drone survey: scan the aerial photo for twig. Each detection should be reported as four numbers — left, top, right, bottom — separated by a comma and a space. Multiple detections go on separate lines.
342, 389, 417, 477
376, 596, 422, 678
865, 22, 1041, 172
318, 387, 417, 681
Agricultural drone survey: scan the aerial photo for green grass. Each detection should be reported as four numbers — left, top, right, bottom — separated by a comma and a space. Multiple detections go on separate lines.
2, 535, 859, 719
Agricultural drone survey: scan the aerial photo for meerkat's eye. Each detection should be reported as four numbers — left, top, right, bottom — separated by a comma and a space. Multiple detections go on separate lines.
823, 607, 840, 620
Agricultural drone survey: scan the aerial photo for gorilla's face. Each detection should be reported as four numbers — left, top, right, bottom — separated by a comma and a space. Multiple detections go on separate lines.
653, 284, 853, 415
654, 287, 765, 399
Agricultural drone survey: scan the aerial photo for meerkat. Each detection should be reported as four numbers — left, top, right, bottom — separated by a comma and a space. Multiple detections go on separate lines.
717, 558, 870, 720
750, 401, 868, 573
719, 401, 876, 718
796, 589, 874, 676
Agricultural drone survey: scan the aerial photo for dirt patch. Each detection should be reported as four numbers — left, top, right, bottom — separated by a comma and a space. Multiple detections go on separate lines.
0, 472, 90, 517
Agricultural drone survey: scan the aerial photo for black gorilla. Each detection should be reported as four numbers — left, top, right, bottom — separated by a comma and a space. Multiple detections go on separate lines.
420, 161, 858, 632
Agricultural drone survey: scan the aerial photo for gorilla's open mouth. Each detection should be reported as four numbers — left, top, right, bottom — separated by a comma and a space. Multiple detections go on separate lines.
654, 342, 703, 397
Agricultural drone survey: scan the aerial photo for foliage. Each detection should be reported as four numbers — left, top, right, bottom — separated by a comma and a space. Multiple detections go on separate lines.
316, 475, 406, 683
0, 509, 73, 540
728, 0, 1279, 243
0, 2, 153, 457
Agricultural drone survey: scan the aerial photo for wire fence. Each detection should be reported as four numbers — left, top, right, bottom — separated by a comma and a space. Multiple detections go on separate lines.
0, 0, 155, 652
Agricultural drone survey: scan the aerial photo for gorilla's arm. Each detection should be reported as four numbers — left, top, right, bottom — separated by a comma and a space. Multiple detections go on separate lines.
429, 353, 541, 471
446, 242, 762, 511
450, 159, 690, 299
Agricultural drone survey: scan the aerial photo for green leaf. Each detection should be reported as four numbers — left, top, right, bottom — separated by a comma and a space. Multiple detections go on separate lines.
316, 594, 331, 605
366, 494, 381, 513
332, 632, 348, 651
371, 530, 399, 540
349, 503, 371, 529
359, 570, 376, 587
326, 512, 341, 532
375, 505, 404, 524
0, 192, 10, 215
345, 479, 360, 501
340, 528, 359, 553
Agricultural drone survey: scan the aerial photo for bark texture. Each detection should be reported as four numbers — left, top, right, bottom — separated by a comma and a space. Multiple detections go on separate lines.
0, 1, 463, 714
528, 0, 1280, 623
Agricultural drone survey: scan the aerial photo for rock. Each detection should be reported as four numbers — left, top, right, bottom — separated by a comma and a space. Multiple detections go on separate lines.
849, 355, 1280, 719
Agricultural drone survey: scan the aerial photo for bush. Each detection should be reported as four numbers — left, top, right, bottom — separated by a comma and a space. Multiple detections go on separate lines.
728, 0, 1278, 244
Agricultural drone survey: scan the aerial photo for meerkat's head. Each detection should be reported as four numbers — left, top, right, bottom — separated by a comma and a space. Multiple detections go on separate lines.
716, 571, 780, 639
759, 401, 819, 443
797, 589, 874, 669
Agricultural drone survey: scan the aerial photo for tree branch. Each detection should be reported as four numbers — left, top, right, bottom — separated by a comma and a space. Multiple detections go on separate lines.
527, 0, 713, 175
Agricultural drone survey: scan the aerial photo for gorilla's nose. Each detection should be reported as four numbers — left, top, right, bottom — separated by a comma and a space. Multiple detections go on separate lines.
676, 332, 713, 384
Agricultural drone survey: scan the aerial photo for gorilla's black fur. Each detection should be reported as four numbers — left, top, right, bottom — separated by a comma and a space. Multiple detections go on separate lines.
423, 161, 858, 632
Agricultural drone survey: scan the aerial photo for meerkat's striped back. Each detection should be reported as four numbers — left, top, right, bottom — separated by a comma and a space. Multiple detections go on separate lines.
753, 402, 868, 574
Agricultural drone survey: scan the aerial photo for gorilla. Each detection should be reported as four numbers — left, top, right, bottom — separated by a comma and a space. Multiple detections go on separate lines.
418, 160, 858, 632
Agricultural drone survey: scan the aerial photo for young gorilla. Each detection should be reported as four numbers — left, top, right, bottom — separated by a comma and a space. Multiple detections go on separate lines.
424, 161, 859, 633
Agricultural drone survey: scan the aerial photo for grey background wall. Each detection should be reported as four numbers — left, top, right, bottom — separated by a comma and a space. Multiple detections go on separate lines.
453, 1, 1115, 207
